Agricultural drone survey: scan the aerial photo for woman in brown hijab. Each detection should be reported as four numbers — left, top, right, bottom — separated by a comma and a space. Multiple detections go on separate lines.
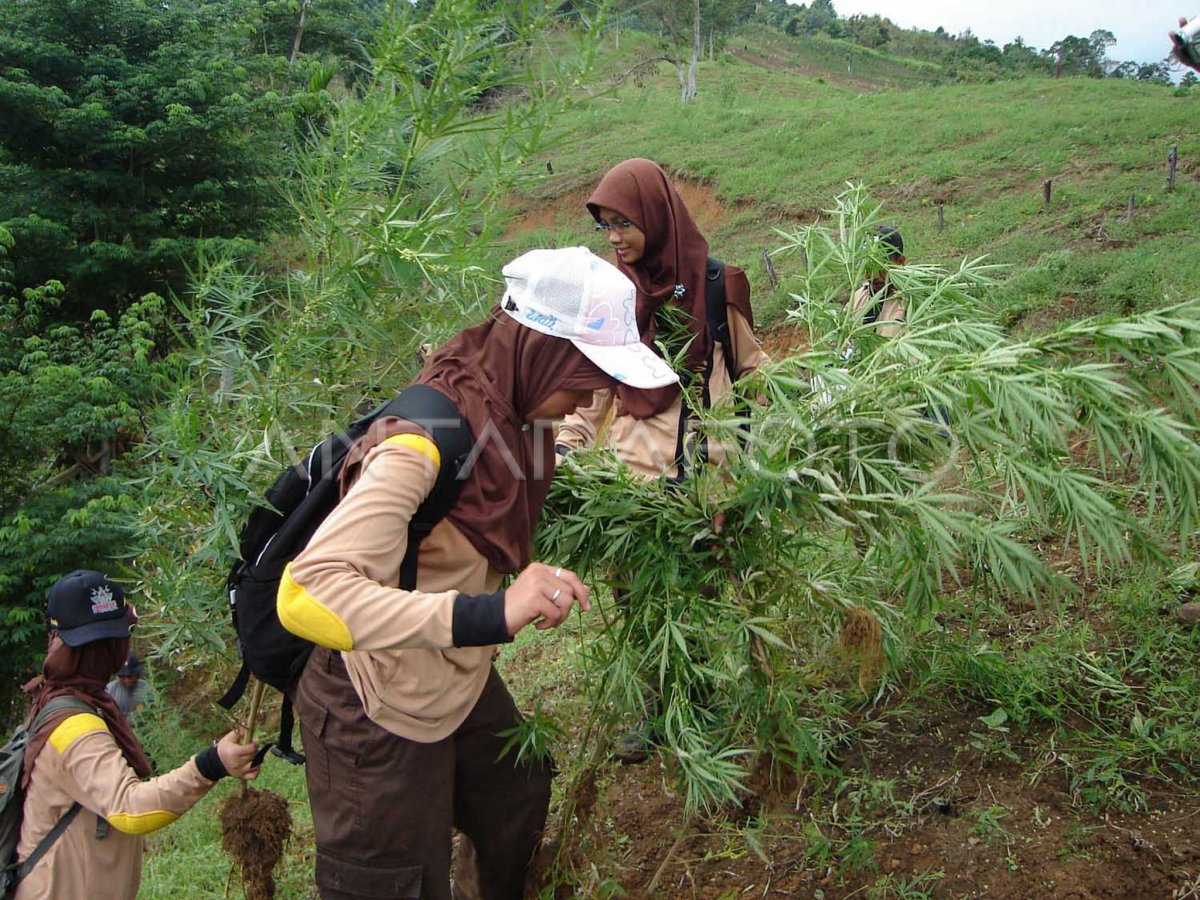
283, 247, 677, 900
556, 157, 769, 479
554, 160, 771, 764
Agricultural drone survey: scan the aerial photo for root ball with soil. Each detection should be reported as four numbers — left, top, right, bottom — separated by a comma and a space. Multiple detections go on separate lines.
219, 787, 293, 900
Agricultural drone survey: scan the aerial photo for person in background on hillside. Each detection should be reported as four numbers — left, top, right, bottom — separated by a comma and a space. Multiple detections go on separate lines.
14, 570, 260, 900
554, 158, 770, 763
282, 247, 677, 900
104, 653, 152, 726
848, 225, 906, 340
842, 225, 950, 438
556, 157, 769, 481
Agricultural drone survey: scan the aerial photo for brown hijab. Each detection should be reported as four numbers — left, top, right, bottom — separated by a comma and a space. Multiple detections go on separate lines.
587, 158, 754, 418
342, 310, 612, 575
22, 636, 152, 789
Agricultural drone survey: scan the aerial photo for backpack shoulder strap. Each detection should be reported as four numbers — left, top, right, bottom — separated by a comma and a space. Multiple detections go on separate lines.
377, 385, 473, 590
31, 697, 96, 733
11, 803, 82, 883
8, 697, 93, 885
705, 257, 735, 383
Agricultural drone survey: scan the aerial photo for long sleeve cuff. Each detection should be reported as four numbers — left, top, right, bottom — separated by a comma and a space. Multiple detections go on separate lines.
194, 745, 229, 782
452, 591, 512, 647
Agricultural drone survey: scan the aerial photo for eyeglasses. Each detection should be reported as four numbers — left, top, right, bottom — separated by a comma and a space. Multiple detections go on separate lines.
594, 218, 637, 233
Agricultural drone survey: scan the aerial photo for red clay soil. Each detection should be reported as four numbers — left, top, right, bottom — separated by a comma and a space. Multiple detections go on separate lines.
759, 321, 809, 357
504, 175, 741, 244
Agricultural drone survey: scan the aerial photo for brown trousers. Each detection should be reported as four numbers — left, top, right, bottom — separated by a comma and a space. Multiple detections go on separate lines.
294, 648, 553, 900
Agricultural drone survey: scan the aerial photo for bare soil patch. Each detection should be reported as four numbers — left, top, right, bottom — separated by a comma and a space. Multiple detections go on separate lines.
759, 321, 809, 358
568, 703, 1199, 898
504, 170, 754, 248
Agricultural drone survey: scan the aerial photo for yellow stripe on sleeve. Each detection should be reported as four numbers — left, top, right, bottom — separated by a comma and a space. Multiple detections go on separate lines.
49, 714, 108, 754
106, 810, 181, 835
381, 433, 441, 467
275, 433, 439, 652
278, 563, 354, 651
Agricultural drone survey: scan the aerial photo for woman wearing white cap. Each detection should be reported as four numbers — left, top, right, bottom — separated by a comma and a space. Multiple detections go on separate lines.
280, 247, 676, 900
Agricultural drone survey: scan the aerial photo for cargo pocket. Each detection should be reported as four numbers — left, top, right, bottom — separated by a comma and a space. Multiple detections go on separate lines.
299, 706, 330, 791
316, 850, 423, 899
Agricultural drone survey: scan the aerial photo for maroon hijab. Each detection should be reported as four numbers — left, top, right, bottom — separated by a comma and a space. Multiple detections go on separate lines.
341, 310, 612, 575
22, 636, 152, 788
587, 158, 753, 418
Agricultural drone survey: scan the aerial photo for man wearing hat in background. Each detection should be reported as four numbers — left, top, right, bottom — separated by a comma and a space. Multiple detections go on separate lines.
105, 652, 152, 725
13, 569, 259, 900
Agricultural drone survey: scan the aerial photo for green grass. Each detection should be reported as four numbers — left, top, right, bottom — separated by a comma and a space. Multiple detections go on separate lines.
137, 505, 1200, 894
909, 559, 1200, 812
126, 681, 310, 897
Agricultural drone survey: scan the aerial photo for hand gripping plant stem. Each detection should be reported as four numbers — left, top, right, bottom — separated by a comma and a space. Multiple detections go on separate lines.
241, 679, 266, 797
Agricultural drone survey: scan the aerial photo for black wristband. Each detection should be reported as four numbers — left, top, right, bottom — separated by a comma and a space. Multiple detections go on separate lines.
452, 590, 512, 647
554, 442, 573, 457
195, 744, 229, 782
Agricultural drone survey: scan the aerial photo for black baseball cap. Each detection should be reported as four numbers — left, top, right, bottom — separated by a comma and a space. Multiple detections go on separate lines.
874, 225, 904, 260
47, 570, 131, 647
117, 652, 144, 677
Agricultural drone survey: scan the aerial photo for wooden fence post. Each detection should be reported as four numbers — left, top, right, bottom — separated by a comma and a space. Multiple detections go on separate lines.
1126, 193, 1135, 221
1042, 179, 1052, 205
762, 249, 778, 290
1168, 144, 1178, 192
937, 204, 945, 233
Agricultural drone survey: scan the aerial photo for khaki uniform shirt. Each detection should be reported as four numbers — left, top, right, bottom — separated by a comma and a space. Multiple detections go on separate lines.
282, 434, 501, 743
15, 714, 215, 900
556, 307, 769, 478
850, 281, 905, 338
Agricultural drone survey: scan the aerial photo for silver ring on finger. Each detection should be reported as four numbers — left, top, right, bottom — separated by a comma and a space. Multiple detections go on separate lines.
554, 567, 563, 578
550, 588, 562, 604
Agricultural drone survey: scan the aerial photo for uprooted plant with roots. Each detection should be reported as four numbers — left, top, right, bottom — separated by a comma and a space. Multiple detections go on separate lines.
536, 185, 1200, 845
219, 786, 293, 900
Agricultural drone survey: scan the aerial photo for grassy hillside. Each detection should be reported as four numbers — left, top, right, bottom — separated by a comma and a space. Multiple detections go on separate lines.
510, 26, 1197, 327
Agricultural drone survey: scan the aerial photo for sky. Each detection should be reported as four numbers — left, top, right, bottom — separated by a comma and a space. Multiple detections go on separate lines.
830, 0, 1190, 68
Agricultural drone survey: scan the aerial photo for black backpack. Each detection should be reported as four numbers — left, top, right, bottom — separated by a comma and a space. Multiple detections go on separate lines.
0, 696, 96, 896
217, 384, 473, 761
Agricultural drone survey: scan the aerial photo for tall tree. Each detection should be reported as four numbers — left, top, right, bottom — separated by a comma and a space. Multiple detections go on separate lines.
1046, 29, 1115, 77
256, 0, 384, 68
0, 0, 302, 316
616, 0, 747, 101
0, 226, 166, 720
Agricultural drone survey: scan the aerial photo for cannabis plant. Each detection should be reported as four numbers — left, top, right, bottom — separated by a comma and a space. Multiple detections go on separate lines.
540, 184, 1200, 816
138, 0, 604, 661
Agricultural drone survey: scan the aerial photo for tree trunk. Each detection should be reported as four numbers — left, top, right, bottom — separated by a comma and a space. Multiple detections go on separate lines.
289, 0, 310, 66
684, 0, 700, 102
676, 54, 686, 102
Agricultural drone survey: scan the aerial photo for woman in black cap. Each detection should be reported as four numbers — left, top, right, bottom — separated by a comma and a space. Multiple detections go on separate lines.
12, 570, 260, 900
